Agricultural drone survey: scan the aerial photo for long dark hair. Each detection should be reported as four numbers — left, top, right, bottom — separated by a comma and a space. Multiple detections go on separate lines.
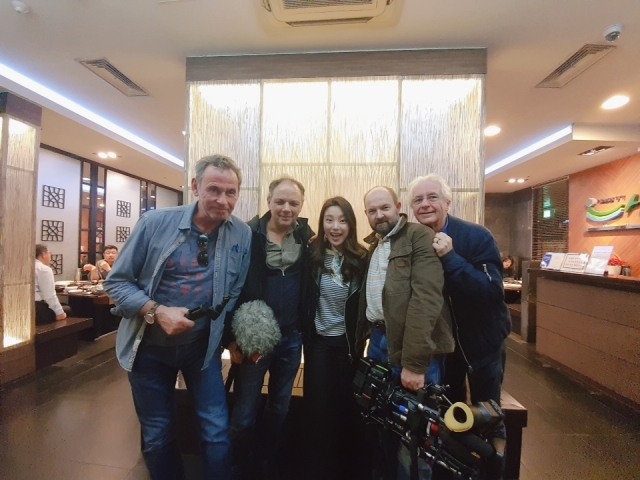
310, 196, 368, 283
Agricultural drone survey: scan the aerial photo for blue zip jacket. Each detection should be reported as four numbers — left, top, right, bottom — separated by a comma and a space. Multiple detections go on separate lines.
104, 202, 252, 372
440, 215, 511, 366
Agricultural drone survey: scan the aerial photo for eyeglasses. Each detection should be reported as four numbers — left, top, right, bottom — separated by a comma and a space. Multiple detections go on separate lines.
412, 195, 441, 206
197, 234, 209, 267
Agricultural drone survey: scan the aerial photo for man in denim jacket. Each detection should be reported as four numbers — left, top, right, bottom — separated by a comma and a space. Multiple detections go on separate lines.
105, 155, 251, 480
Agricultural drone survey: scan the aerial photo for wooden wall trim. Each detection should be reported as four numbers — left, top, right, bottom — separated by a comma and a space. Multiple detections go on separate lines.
186, 49, 487, 82
0, 92, 42, 127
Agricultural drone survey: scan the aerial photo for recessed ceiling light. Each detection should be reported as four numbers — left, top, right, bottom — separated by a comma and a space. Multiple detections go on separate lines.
97, 152, 108, 159
182, 131, 186, 136
150, 196, 156, 199
517, 178, 526, 183
579, 146, 613, 156
484, 125, 501, 136
107, 152, 117, 158
602, 95, 630, 109
508, 179, 516, 183
99, 203, 105, 207
82, 177, 90, 182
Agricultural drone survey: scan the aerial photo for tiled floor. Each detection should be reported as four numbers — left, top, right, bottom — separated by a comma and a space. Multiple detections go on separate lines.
1, 334, 638, 480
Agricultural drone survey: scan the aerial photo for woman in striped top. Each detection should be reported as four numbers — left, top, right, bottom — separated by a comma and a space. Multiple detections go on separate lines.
303, 196, 369, 480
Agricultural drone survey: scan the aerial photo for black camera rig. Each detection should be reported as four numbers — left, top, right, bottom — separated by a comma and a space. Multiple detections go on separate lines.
353, 358, 506, 480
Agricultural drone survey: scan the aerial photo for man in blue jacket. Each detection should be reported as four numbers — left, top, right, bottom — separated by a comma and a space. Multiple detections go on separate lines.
408, 174, 511, 406
104, 155, 252, 480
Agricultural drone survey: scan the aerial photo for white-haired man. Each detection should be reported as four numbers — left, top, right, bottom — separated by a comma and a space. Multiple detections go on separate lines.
408, 174, 511, 407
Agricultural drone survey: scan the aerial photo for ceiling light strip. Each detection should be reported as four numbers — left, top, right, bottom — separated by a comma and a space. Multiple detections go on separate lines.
0, 63, 184, 167
485, 125, 573, 175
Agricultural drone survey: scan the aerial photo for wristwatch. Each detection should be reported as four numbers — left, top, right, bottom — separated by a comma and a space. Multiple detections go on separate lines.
144, 302, 160, 325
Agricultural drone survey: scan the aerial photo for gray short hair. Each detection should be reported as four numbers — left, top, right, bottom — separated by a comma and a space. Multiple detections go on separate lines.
267, 177, 305, 200
35, 244, 48, 259
363, 186, 399, 205
195, 155, 242, 187
407, 174, 452, 203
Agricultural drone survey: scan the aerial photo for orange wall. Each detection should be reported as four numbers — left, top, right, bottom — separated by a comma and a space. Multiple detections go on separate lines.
569, 153, 640, 274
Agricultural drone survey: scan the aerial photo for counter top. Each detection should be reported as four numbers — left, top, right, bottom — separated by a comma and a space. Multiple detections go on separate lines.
529, 268, 640, 293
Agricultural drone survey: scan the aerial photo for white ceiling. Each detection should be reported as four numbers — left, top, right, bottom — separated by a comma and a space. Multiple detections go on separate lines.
1, 0, 638, 193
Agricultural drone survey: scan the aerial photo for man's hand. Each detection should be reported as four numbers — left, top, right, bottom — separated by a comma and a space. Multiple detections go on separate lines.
155, 305, 194, 336
228, 341, 244, 364
433, 232, 453, 257
401, 367, 425, 391
55, 312, 67, 321
83, 264, 96, 272
102, 263, 112, 273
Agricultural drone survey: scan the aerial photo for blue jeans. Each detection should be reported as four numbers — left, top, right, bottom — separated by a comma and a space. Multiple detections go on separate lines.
128, 336, 230, 480
229, 330, 302, 476
368, 326, 443, 385
368, 327, 443, 480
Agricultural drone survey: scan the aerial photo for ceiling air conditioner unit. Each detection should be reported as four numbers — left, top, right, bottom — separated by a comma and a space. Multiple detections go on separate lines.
260, 0, 396, 26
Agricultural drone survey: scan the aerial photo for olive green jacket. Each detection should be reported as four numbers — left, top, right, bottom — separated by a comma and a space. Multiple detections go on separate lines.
355, 215, 454, 375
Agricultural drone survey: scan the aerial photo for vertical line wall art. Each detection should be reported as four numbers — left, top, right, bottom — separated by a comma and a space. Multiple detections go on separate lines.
186, 52, 485, 239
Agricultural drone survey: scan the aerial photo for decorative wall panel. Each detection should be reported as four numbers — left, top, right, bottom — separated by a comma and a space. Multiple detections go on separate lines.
188, 82, 261, 195
116, 200, 131, 217
116, 226, 131, 243
569, 153, 640, 274
400, 76, 484, 223
1, 114, 38, 350
42, 185, 65, 209
262, 81, 329, 165
50, 254, 63, 276
2, 285, 32, 348
41, 220, 64, 242
4, 166, 35, 285
187, 64, 484, 239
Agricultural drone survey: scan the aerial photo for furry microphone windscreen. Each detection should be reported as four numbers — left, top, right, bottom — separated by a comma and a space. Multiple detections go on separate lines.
232, 300, 282, 359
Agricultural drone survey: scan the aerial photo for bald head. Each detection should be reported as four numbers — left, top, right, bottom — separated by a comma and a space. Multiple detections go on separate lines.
364, 186, 401, 236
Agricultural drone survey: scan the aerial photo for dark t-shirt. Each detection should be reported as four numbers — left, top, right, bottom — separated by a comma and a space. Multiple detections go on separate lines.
144, 224, 218, 346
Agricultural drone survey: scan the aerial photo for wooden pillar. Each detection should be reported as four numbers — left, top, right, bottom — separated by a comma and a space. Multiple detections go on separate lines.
0, 92, 42, 384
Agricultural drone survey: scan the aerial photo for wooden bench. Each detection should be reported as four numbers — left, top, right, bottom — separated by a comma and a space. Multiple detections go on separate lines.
507, 303, 522, 336
35, 317, 93, 369
173, 362, 528, 478
501, 390, 528, 480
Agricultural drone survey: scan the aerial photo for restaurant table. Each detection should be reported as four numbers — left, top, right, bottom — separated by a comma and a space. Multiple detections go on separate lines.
58, 291, 119, 340
503, 280, 522, 304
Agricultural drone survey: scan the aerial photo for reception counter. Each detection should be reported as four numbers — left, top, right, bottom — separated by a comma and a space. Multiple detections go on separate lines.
534, 270, 640, 406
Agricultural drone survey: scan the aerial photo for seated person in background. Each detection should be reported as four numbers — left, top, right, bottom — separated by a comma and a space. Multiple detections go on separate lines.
83, 245, 118, 280
502, 255, 515, 279
35, 244, 70, 325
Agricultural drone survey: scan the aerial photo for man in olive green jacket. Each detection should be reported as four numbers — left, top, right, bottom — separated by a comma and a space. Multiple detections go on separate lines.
355, 186, 454, 390
355, 186, 454, 480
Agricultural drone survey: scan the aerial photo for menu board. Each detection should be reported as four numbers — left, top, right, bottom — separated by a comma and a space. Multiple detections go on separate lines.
560, 253, 590, 274
584, 246, 614, 275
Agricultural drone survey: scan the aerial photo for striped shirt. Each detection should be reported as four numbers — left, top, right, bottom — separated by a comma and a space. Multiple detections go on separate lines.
314, 250, 349, 336
365, 220, 403, 322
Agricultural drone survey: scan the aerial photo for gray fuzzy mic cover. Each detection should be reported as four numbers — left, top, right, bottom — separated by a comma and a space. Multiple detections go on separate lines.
232, 300, 281, 359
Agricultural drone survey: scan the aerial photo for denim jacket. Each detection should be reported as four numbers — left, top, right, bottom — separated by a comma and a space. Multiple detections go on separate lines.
104, 202, 252, 372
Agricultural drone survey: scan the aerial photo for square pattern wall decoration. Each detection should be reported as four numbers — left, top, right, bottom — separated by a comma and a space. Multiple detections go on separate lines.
41, 220, 64, 242
50, 254, 63, 275
116, 226, 130, 243
116, 200, 131, 218
42, 185, 65, 209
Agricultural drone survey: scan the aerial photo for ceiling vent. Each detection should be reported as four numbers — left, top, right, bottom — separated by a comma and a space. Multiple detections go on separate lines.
77, 58, 149, 97
536, 44, 615, 88
260, 0, 394, 26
